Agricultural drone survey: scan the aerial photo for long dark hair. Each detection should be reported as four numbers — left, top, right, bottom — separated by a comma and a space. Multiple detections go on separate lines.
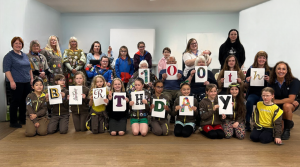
118, 46, 131, 65
224, 29, 242, 45
227, 83, 246, 120
89, 41, 102, 55
269, 61, 296, 86
218, 55, 241, 80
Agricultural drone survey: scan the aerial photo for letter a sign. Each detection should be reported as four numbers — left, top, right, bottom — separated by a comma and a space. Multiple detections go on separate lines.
113, 92, 127, 112
166, 64, 178, 80
151, 99, 166, 118
48, 85, 62, 105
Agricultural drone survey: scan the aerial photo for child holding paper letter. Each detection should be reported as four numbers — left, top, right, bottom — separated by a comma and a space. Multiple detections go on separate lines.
217, 55, 244, 95
88, 75, 109, 134
69, 72, 90, 132
106, 78, 129, 136
221, 83, 246, 139
250, 87, 283, 144
47, 74, 70, 134
85, 56, 113, 87
149, 80, 171, 136
129, 78, 151, 136
172, 83, 198, 137
25, 78, 49, 137
199, 84, 225, 139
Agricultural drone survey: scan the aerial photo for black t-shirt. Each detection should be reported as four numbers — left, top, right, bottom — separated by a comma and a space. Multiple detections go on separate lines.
245, 67, 270, 97
268, 78, 300, 100
106, 93, 129, 120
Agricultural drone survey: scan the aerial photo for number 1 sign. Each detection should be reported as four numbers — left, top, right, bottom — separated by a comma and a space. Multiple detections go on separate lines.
139, 69, 150, 84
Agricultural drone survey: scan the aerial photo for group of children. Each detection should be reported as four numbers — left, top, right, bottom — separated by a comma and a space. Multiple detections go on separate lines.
25, 71, 284, 145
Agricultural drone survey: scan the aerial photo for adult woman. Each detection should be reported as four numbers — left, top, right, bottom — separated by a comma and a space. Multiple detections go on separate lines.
183, 38, 211, 77
115, 46, 134, 89
40, 35, 63, 85
244, 51, 271, 131
3, 37, 33, 128
219, 29, 245, 69
157, 47, 171, 74
186, 56, 217, 100
133, 41, 152, 72
27, 40, 51, 89
85, 41, 113, 68
268, 61, 300, 140
217, 55, 245, 95
126, 60, 158, 95
62, 37, 86, 86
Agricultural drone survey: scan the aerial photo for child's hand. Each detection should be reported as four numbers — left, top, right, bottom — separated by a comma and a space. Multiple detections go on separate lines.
108, 91, 112, 100
129, 101, 134, 106
264, 75, 269, 82
275, 138, 282, 144
222, 114, 226, 119
34, 122, 40, 128
213, 105, 219, 111
61, 92, 65, 98
236, 78, 242, 83
190, 70, 196, 77
233, 122, 239, 128
67, 95, 70, 100
90, 95, 93, 100
82, 94, 86, 99
45, 94, 49, 102
104, 99, 109, 104
107, 82, 111, 87
125, 97, 129, 103
221, 78, 225, 83
148, 82, 153, 88
177, 73, 182, 80
164, 105, 169, 111
175, 106, 181, 111
246, 76, 251, 82
192, 106, 197, 111
150, 104, 155, 111
204, 81, 210, 85
142, 99, 147, 104
162, 73, 167, 79
30, 114, 37, 120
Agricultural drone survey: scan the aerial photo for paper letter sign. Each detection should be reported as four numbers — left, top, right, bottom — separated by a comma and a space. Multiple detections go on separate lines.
195, 66, 208, 83
151, 99, 166, 118
166, 64, 178, 80
69, 86, 82, 105
218, 95, 233, 115
179, 96, 194, 116
131, 91, 145, 110
48, 85, 62, 105
139, 69, 150, 84
93, 87, 107, 106
113, 92, 127, 112
250, 68, 265, 87
224, 71, 237, 88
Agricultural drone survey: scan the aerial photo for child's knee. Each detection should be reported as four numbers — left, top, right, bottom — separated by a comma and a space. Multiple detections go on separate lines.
141, 131, 147, 136
25, 131, 36, 137
111, 131, 117, 136
118, 131, 125, 136
152, 127, 163, 136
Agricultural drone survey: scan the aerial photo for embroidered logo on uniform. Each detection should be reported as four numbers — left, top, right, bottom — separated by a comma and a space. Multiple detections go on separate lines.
143, 113, 147, 116
287, 87, 289, 90
140, 113, 143, 116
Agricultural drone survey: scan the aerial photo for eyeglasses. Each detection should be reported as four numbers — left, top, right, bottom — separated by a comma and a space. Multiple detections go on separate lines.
120, 50, 127, 53
50, 39, 57, 42
102, 61, 108, 63
139, 46, 145, 48
155, 86, 164, 89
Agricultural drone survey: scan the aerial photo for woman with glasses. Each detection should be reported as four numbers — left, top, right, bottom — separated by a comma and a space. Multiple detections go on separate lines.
62, 36, 86, 86
133, 41, 152, 72
183, 38, 211, 77
115, 46, 134, 88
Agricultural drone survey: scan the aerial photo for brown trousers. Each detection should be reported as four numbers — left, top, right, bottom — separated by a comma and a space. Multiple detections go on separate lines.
47, 114, 69, 134
91, 111, 108, 134
25, 117, 49, 137
151, 119, 169, 136
72, 113, 89, 132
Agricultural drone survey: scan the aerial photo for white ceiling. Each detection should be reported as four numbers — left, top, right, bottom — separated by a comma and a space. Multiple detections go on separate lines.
36, 0, 269, 13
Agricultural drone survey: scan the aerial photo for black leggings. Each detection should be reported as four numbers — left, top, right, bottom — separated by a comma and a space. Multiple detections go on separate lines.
201, 129, 225, 139
250, 128, 273, 144
174, 124, 194, 137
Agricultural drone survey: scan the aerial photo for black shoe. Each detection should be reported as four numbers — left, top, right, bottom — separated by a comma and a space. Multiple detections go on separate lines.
290, 120, 294, 129
245, 122, 251, 132
281, 129, 290, 140
10, 123, 22, 128
19, 121, 26, 125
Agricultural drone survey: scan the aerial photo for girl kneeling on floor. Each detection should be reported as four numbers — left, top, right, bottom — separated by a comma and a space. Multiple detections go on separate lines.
199, 84, 225, 139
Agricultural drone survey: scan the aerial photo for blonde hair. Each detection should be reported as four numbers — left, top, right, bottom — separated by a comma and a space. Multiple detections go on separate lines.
111, 78, 125, 92
68, 36, 78, 49
45, 35, 62, 57
89, 75, 107, 96
262, 87, 275, 102
184, 38, 197, 54
74, 71, 86, 86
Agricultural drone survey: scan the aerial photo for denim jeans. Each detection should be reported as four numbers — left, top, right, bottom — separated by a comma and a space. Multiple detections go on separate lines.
246, 94, 262, 123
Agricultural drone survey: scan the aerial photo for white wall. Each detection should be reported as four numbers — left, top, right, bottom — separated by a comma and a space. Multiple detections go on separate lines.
239, 0, 300, 78
0, 0, 61, 121
61, 12, 239, 70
